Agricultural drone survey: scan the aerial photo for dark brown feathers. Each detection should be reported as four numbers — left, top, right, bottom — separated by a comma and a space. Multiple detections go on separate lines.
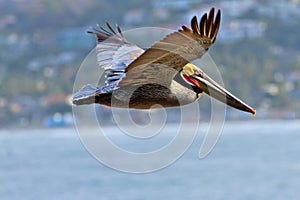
122, 8, 221, 77
87, 22, 126, 43
191, 16, 200, 35
183, 8, 221, 43
85, 8, 222, 89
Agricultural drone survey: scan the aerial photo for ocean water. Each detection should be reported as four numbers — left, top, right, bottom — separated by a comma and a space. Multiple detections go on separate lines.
1, 120, 300, 200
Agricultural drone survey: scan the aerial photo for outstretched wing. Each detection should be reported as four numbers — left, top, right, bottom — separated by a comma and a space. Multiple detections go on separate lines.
73, 23, 144, 105
120, 8, 221, 87
88, 22, 144, 91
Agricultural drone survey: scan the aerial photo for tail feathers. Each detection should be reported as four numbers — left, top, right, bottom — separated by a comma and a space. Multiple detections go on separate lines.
72, 84, 98, 105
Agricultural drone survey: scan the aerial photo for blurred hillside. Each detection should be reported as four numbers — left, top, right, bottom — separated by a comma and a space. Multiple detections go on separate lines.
1, 0, 300, 128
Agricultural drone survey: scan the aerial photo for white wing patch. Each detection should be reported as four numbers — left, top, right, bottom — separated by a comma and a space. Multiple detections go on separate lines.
91, 24, 144, 91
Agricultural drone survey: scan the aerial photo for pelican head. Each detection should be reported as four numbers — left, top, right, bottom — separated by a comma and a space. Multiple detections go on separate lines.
181, 64, 256, 115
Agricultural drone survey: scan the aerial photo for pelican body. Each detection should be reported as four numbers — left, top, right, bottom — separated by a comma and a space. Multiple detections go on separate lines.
74, 70, 200, 109
73, 8, 256, 115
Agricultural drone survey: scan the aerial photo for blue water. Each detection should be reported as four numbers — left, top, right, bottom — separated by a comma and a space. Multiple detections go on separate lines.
1, 120, 300, 200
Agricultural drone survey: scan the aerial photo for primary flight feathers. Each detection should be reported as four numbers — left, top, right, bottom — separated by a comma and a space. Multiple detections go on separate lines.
72, 8, 256, 115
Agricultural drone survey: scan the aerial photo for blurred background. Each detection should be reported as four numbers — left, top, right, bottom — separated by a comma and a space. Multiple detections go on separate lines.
1, 0, 300, 200
1, 0, 300, 128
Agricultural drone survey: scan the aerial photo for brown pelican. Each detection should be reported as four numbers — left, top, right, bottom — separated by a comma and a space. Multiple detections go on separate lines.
73, 8, 256, 115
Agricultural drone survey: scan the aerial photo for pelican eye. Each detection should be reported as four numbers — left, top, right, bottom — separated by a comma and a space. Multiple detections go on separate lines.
194, 70, 204, 78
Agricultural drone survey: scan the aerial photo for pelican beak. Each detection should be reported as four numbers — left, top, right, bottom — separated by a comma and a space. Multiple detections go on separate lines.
190, 73, 256, 115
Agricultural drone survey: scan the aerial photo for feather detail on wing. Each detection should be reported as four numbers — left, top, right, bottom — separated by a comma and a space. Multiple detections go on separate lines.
119, 8, 220, 87
88, 22, 144, 91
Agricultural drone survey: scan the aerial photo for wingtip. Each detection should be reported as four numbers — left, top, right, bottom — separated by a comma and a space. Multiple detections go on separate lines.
105, 21, 116, 34
199, 13, 207, 35
191, 16, 197, 22
182, 8, 221, 42
209, 7, 215, 18
199, 7, 221, 43
216, 9, 221, 23
191, 16, 200, 35
212, 9, 221, 42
